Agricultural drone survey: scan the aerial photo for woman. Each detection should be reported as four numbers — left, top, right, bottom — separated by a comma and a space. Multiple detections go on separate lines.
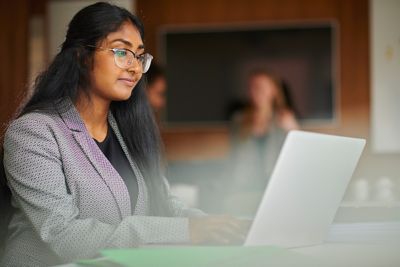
225, 70, 299, 215
1, 3, 247, 266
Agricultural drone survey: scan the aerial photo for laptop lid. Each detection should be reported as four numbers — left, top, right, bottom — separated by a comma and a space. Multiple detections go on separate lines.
245, 130, 366, 247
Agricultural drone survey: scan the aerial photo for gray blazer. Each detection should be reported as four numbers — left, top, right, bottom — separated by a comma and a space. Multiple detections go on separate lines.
1, 99, 203, 267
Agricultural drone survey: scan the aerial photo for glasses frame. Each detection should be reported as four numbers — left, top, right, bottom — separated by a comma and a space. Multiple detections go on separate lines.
86, 45, 153, 73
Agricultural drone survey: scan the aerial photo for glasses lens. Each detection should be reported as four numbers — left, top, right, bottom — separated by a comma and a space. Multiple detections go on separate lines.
112, 49, 153, 73
113, 49, 130, 69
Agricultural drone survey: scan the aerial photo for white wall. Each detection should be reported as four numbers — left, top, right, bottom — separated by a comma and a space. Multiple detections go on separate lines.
370, 0, 400, 153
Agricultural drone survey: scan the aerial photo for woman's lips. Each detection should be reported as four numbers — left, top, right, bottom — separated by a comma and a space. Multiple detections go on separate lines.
118, 78, 135, 87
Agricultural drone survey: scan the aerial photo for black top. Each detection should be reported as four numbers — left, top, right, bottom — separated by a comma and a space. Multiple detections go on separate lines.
94, 125, 138, 212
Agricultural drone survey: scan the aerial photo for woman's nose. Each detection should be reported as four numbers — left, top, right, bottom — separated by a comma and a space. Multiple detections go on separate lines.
127, 58, 141, 74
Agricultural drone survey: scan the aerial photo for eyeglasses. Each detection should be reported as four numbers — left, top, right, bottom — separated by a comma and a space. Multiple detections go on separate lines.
87, 45, 153, 73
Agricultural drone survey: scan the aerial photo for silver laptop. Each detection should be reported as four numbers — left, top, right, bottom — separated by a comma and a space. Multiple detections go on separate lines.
244, 130, 365, 247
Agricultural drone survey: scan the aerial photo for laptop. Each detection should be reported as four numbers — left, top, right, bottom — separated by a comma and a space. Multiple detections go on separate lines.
244, 130, 365, 248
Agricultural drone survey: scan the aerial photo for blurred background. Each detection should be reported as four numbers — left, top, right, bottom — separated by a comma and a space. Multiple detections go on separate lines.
0, 0, 399, 217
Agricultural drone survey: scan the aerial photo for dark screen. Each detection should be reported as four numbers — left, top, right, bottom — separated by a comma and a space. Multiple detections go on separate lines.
162, 25, 335, 123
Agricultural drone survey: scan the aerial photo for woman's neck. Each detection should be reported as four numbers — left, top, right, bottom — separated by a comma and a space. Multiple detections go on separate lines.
75, 93, 110, 142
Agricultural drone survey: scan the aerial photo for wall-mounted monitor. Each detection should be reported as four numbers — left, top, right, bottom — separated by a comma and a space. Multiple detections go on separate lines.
159, 22, 337, 125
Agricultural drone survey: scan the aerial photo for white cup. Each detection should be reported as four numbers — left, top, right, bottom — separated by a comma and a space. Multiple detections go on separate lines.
374, 176, 396, 202
352, 178, 370, 202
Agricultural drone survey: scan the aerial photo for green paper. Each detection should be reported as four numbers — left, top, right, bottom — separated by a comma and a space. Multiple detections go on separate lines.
100, 246, 298, 267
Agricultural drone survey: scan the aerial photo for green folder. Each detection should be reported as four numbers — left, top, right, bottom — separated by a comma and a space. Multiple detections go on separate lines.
95, 245, 317, 267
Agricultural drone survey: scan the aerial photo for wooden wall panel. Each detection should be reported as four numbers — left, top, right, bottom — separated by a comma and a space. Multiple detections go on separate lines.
139, 0, 370, 160
138, 0, 343, 57
0, 0, 30, 141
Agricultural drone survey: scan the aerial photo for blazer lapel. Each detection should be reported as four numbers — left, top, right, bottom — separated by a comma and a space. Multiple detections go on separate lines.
108, 114, 148, 215
56, 99, 131, 218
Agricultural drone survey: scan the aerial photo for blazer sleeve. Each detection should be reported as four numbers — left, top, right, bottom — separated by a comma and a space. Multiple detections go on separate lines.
3, 116, 190, 262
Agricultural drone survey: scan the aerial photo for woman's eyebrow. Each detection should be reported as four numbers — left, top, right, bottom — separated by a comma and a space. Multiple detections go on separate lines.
110, 38, 145, 50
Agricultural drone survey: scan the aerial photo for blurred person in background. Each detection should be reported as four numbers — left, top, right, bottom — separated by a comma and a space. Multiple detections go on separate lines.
1, 3, 249, 266
225, 69, 299, 215
145, 62, 167, 123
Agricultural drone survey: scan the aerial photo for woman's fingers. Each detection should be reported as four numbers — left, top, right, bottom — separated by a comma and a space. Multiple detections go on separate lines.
189, 215, 252, 245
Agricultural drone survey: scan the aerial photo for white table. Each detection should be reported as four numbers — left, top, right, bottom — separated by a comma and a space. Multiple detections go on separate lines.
293, 243, 400, 267
57, 206, 400, 266
56, 242, 400, 267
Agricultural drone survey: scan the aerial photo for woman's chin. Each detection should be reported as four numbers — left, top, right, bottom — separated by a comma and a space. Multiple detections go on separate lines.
112, 87, 134, 101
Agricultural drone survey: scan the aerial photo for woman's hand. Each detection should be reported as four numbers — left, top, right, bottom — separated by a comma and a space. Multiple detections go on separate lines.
189, 215, 251, 245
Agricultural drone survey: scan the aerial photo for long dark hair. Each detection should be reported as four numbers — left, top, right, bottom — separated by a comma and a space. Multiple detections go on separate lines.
18, 2, 171, 216
145, 61, 165, 86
